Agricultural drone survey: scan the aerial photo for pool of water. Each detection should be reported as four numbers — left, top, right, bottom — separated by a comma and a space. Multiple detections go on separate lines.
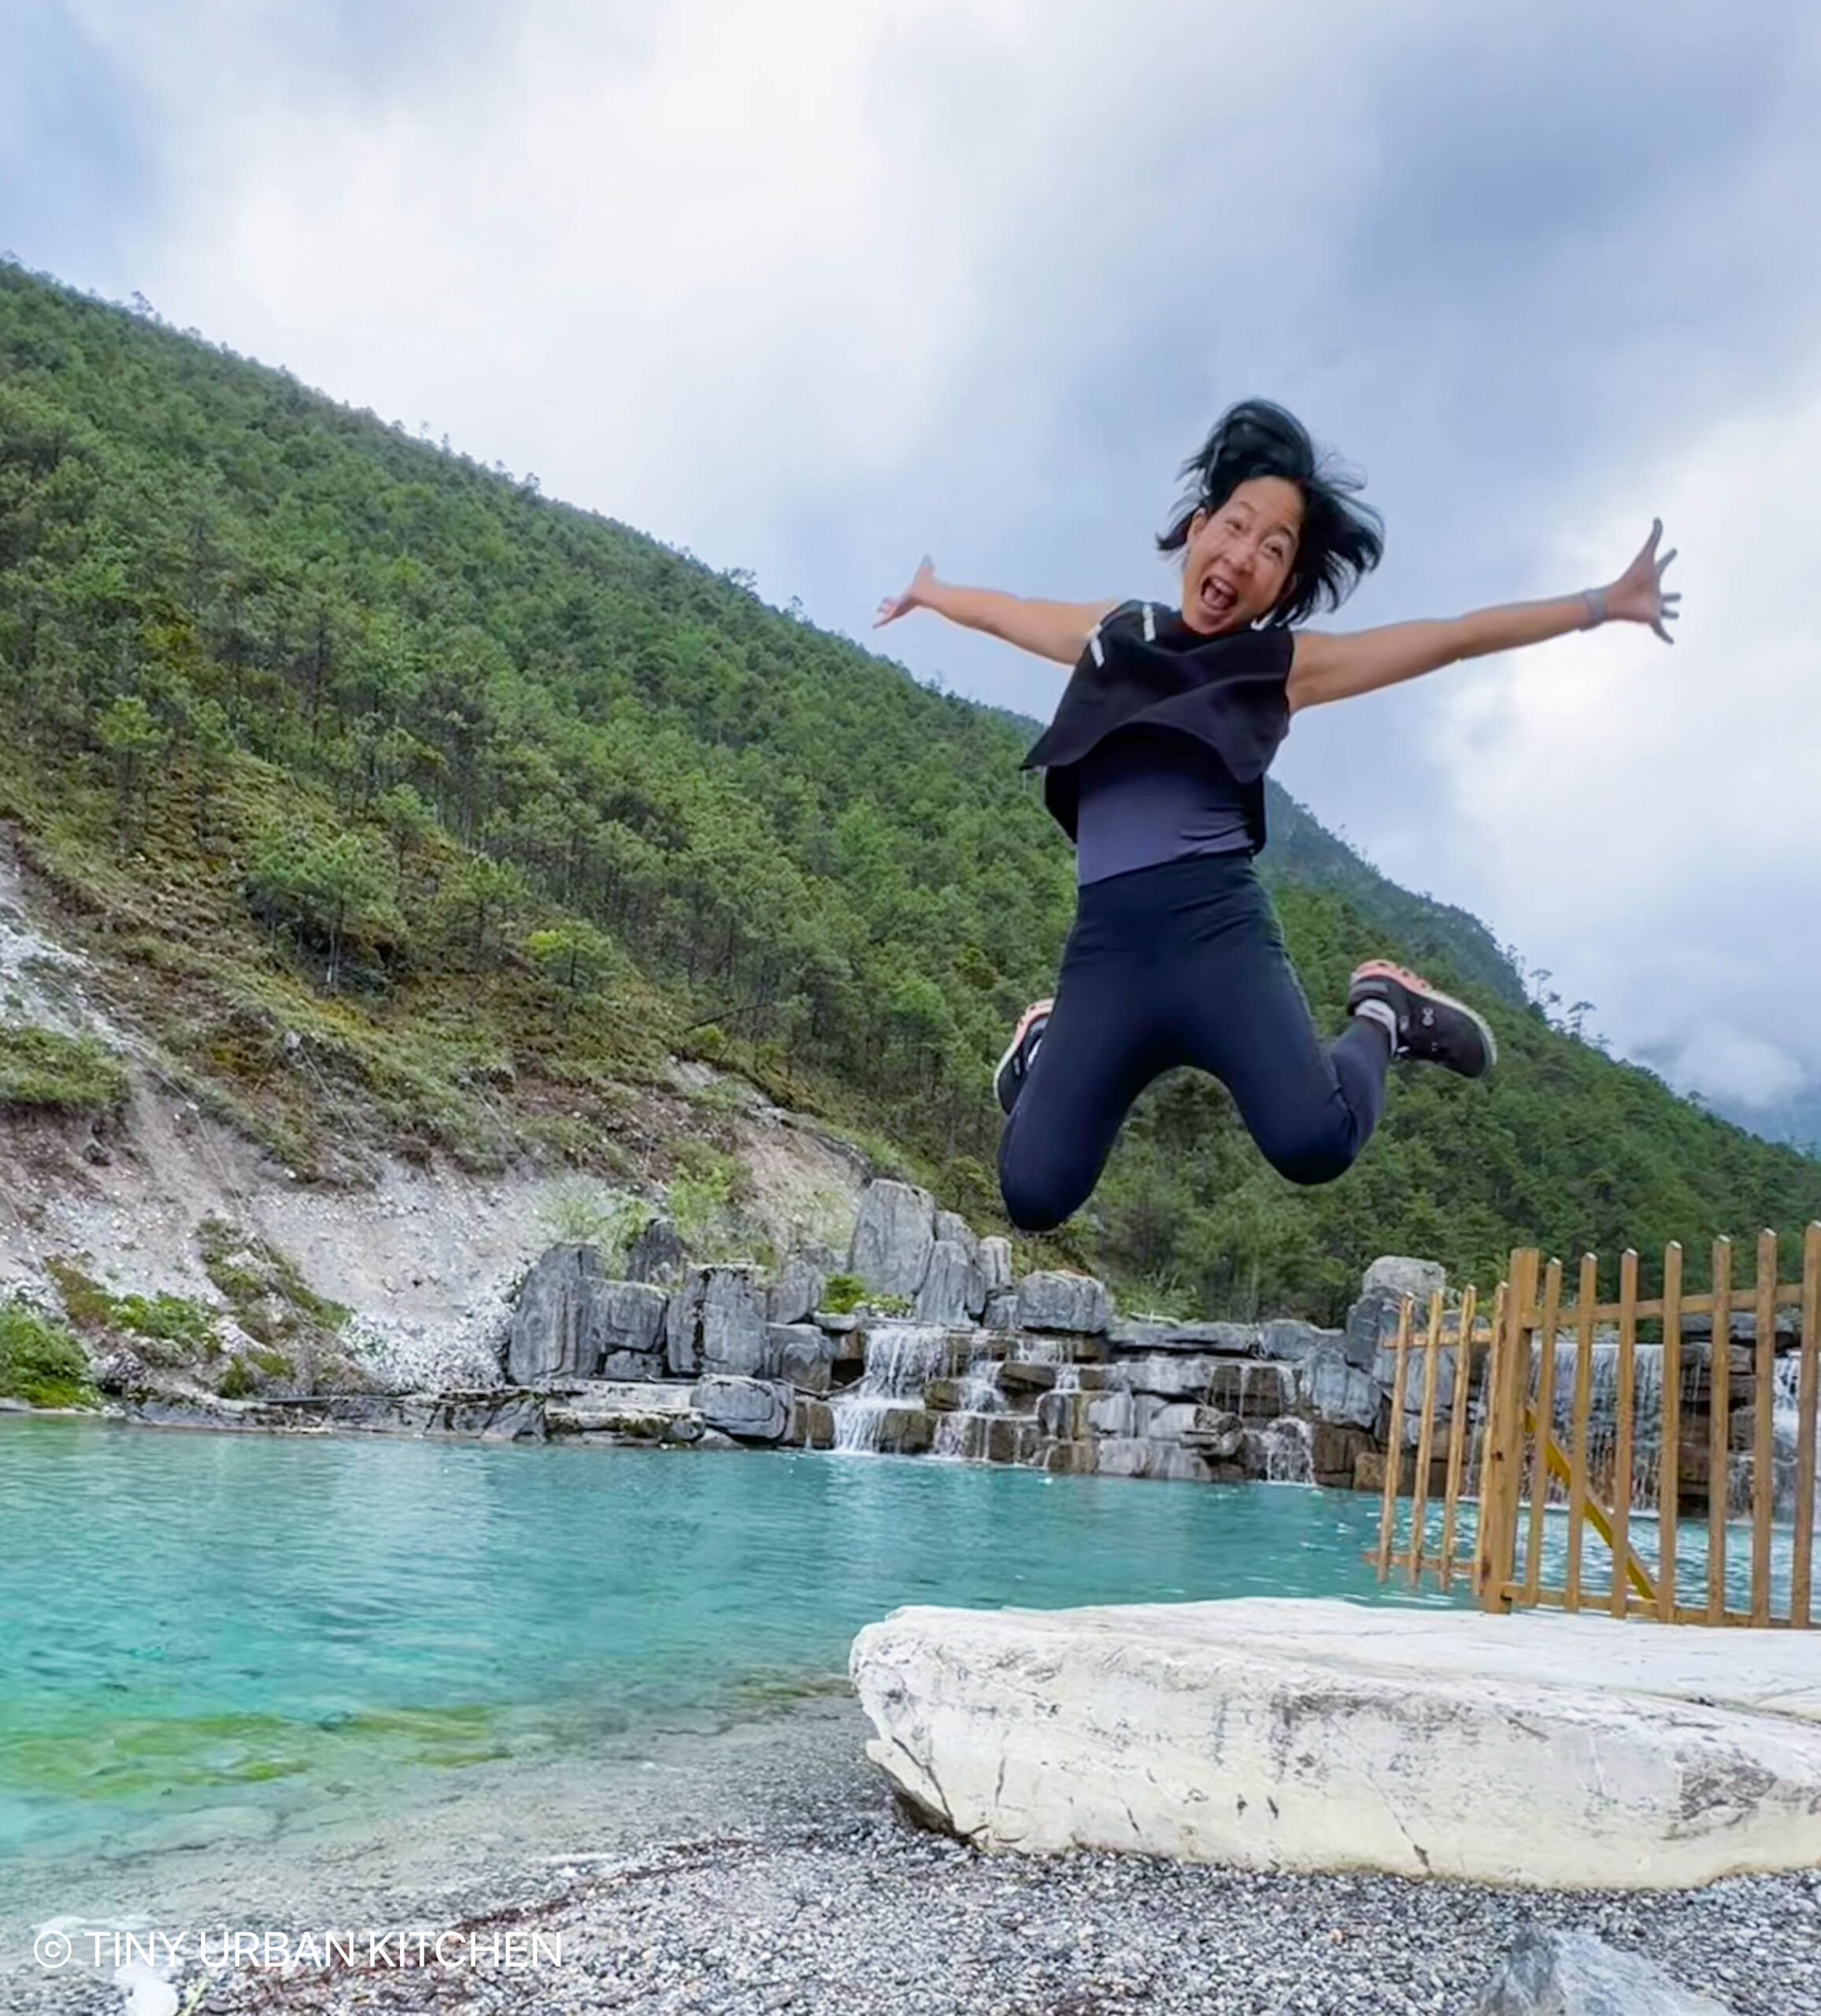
1, 1416, 1443, 1890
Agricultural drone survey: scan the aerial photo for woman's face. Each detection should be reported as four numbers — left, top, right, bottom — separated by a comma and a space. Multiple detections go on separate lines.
1179, 475, 1303, 633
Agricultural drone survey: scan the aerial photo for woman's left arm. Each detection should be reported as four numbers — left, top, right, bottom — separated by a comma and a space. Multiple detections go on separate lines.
1288, 521, 1680, 715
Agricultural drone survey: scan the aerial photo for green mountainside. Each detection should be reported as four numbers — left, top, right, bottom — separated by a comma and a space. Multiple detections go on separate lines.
2, 261, 1817, 1321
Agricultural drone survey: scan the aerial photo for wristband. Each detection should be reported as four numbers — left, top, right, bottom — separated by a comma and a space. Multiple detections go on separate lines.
1580, 587, 1608, 630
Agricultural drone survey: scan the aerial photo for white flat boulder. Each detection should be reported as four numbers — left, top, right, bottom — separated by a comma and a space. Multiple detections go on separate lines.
849, 1597, 1821, 1888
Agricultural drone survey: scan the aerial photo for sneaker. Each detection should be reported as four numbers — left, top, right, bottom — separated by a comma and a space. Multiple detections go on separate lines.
994, 998, 1053, 1114
1346, 960, 1496, 1078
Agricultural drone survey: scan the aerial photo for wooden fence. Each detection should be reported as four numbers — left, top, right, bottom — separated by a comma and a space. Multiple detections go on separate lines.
1374, 1225, 1820, 1628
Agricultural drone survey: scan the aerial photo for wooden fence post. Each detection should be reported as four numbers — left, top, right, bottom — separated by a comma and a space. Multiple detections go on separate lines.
1609, 1249, 1638, 1619
1793, 1222, 1820, 1631
1477, 1248, 1539, 1610
1658, 1241, 1683, 1623
1706, 1236, 1733, 1622
1752, 1228, 1778, 1625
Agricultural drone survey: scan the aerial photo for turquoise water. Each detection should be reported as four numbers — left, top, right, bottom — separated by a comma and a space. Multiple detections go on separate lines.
1, 1416, 1435, 1873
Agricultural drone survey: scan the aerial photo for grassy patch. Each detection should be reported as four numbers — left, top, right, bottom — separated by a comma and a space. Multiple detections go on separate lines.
535, 1181, 653, 1266
0, 1025, 129, 1112
0, 1301, 94, 1406
43, 1257, 220, 1362
198, 1217, 347, 1348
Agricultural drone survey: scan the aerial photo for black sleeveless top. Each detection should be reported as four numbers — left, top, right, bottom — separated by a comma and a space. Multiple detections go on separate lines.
1020, 600, 1295, 855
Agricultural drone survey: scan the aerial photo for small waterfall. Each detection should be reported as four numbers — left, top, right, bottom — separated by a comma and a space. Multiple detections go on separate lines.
932, 1343, 1007, 1462
1771, 1353, 1817, 1521
1527, 1336, 1669, 1510
830, 1325, 949, 1455
1239, 1361, 1294, 1418
1053, 1363, 1081, 1393
1256, 1416, 1312, 1484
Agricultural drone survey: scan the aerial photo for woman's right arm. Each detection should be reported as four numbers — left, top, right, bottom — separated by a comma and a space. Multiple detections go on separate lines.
874, 558, 1118, 666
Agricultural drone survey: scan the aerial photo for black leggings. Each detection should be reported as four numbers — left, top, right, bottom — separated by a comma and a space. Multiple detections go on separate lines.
997, 850, 1390, 1232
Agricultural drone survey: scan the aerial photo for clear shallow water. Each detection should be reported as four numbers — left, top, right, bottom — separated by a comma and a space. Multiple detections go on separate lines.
1, 1416, 1440, 1877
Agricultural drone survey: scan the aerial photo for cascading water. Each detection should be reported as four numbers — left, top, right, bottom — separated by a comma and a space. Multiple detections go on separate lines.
1527, 1335, 1670, 1510
829, 1324, 951, 1454
1771, 1352, 1818, 1521
932, 1344, 1008, 1462
1254, 1416, 1312, 1484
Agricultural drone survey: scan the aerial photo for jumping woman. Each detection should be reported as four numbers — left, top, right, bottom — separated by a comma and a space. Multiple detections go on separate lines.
874, 400, 1679, 1234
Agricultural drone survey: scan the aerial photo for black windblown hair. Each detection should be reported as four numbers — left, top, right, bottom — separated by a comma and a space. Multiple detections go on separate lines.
1157, 399, 1384, 628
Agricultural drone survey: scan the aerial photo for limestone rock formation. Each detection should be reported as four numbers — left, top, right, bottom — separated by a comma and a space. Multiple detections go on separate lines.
666, 1264, 769, 1378
1257, 1317, 1334, 1362
1297, 1340, 1379, 1429
848, 1179, 937, 1300
767, 1253, 825, 1327
625, 1215, 687, 1285
505, 1246, 668, 1384
693, 1373, 793, 1442
981, 1288, 1017, 1331
976, 1236, 1012, 1295
1362, 1254, 1448, 1304
932, 1210, 978, 1254
914, 1239, 985, 1325
1016, 1270, 1111, 1335
850, 1599, 1821, 1884
543, 1380, 703, 1442
768, 1321, 837, 1393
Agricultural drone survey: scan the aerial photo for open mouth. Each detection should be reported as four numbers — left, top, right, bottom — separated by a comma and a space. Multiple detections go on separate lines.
1197, 576, 1238, 625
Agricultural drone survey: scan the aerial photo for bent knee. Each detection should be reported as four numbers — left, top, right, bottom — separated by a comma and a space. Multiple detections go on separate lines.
997, 1151, 1086, 1236
1260, 1131, 1356, 1188
998, 1173, 1071, 1235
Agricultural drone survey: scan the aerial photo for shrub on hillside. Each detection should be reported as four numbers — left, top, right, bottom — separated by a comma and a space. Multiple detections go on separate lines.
0, 1027, 129, 1113
0, 1302, 94, 1406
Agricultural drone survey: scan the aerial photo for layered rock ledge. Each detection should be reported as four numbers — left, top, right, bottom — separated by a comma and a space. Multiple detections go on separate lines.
849, 1597, 1821, 1889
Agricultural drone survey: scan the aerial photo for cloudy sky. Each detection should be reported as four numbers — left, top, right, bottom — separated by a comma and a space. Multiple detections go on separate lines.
6, 1, 1819, 1138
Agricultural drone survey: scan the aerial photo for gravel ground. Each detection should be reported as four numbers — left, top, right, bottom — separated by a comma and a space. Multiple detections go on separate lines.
17, 1803, 1819, 2015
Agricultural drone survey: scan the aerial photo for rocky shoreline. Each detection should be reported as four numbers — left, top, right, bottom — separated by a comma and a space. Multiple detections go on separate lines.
61, 1177, 1456, 1500
16, 1766, 1819, 2015
67, 1173, 1811, 1534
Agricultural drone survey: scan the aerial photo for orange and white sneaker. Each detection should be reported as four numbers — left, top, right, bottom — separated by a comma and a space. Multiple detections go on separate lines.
994, 998, 1053, 1114
1346, 961, 1496, 1079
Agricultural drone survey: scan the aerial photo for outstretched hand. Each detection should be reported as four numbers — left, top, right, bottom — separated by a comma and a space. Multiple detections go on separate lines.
1604, 521, 1681, 643
875, 556, 935, 628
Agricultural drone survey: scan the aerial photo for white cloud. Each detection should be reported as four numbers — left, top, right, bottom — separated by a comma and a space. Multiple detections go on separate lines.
1429, 377, 1821, 1106
57, 0, 1423, 601
17, 0, 1821, 1137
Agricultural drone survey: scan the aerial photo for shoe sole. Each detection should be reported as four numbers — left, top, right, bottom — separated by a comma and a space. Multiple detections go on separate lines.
1350, 960, 1498, 1073
994, 999, 1054, 1110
